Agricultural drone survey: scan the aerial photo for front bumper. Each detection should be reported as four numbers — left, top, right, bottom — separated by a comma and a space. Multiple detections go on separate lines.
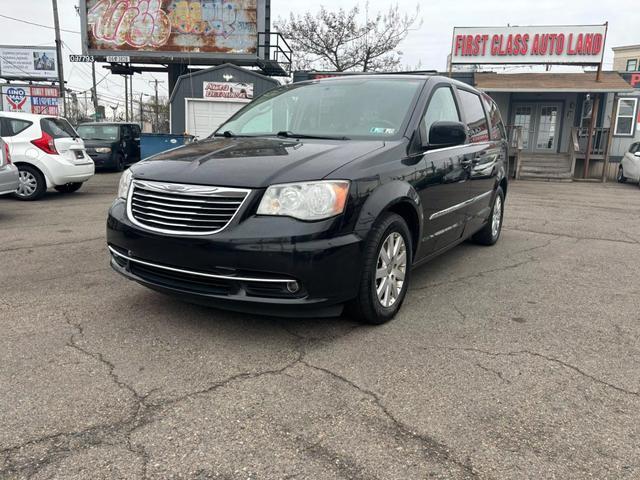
106, 199, 364, 317
88, 152, 114, 168
0, 164, 19, 195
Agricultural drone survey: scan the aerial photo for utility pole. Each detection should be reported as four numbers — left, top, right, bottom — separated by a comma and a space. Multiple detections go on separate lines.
91, 61, 99, 119
139, 93, 143, 125
129, 75, 134, 122
51, 0, 66, 117
124, 76, 129, 122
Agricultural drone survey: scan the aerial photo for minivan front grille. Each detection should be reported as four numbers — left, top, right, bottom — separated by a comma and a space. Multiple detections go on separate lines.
128, 180, 250, 235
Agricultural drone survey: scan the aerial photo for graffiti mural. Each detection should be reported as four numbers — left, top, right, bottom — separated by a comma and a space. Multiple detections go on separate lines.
85, 0, 258, 55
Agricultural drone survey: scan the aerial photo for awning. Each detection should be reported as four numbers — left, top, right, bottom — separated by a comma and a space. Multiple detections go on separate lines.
475, 72, 634, 93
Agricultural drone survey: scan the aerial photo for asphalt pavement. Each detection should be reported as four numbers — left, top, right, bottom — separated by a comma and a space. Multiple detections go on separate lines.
1, 173, 639, 479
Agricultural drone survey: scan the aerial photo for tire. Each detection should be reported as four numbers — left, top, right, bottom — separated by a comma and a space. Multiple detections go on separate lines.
13, 164, 46, 201
472, 187, 504, 246
114, 154, 125, 172
617, 166, 627, 183
347, 212, 413, 325
54, 182, 83, 194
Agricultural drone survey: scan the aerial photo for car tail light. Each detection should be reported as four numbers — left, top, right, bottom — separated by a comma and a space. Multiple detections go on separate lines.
31, 132, 57, 155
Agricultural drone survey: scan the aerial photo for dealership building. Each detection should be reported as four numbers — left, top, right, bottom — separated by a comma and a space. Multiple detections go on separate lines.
448, 25, 639, 181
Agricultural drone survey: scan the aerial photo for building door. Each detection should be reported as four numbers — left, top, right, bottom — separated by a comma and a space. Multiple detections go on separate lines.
512, 104, 535, 151
511, 103, 562, 153
185, 99, 248, 139
533, 104, 561, 152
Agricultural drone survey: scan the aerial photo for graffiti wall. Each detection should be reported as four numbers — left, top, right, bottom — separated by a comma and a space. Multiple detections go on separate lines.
84, 0, 258, 56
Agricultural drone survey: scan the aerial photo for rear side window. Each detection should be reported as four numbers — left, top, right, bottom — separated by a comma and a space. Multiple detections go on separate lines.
420, 87, 460, 143
41, 118, 78, 139
630, 143, 639, 153
458, 89, 490, 143
1, 118, 32, 137
482, 95, 506, 140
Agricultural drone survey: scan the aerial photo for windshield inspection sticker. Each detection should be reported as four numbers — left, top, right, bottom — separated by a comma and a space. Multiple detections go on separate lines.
370, 127, 396, 135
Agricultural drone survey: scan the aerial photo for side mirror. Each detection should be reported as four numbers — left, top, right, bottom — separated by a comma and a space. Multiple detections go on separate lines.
634, 151, 640, 157
426, 121, 467, 149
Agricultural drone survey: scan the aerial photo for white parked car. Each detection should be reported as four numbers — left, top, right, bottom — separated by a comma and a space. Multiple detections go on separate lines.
0, 137, 19, 196
0, 112, 95, 200
617, 141, 640, 186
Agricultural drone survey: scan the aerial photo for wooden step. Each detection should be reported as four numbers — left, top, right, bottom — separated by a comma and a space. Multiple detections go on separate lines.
519, 171, 573, 181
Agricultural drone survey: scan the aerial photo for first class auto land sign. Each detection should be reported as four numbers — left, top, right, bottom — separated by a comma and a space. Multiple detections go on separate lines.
451, 25, 607, 65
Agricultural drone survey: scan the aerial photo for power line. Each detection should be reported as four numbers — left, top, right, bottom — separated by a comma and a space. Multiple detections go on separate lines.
0, 13, 80, 34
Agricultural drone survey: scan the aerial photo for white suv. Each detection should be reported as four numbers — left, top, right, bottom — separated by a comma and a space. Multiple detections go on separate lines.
0, 112, 95, 200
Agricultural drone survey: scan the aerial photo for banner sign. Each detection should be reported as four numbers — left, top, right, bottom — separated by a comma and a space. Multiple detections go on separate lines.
451, 25, 607, 65
82, 0, 260, 58
0, 46, 58, 79
203, 81, 253, 102
1, 85, 59, 115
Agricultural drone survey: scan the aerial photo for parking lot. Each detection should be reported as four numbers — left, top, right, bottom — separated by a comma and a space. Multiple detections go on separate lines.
1, 173, 639, 479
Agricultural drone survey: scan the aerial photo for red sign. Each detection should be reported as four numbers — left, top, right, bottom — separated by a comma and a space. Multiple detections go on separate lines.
451, 25, 607, 65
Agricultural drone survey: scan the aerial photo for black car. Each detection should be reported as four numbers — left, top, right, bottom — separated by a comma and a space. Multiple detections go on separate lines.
78, 122, 141, 171
107, 75, 508, 324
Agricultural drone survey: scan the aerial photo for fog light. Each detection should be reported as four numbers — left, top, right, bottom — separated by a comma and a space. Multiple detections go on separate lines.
286, 281, 300, 294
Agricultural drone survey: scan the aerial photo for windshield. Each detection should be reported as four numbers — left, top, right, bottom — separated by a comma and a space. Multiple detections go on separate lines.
216, 78, 424, 140
77, 125, 119, 141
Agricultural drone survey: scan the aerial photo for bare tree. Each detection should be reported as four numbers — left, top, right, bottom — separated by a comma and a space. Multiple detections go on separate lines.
276, 3, 421, 72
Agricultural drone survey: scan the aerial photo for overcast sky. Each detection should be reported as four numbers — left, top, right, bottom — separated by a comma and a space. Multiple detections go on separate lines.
0, 0, 637, 111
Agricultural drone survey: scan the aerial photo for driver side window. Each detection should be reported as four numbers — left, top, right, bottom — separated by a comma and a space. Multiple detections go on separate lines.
420, 87, 460, 144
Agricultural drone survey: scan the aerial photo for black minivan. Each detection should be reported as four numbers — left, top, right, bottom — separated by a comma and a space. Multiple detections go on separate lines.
107, 75, 508, 324
78, 122, 141, 171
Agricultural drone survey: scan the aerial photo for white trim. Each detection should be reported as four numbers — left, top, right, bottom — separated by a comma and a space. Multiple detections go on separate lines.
614, 97, 639, 137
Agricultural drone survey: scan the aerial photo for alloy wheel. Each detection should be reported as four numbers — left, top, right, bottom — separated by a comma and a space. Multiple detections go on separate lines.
375, 232, 407, 308
492, 195, 503, 238
17, 170, 37, 198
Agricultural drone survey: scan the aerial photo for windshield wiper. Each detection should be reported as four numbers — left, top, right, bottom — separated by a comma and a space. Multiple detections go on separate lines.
276, 131, 350, 141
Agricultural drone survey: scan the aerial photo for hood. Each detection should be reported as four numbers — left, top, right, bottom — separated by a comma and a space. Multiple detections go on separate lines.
130, 137, 385, 188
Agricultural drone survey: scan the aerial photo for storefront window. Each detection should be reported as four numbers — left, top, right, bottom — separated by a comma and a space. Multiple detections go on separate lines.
614, 98, 638, 136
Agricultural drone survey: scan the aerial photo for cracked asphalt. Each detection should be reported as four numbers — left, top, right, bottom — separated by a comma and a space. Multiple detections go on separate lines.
1, 173, 640, 479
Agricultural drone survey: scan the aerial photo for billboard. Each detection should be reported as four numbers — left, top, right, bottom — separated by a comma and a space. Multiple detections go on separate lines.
203, 81, 253, 101
81, 0, 265, 60
0, 46, 58, 80
1, 85, 59, 115
451, 25, 607, 65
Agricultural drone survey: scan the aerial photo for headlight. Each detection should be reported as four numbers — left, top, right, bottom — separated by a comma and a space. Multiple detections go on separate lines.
95, 147, 111, 153
257, 181, 350, 221
117, 169, 132, 199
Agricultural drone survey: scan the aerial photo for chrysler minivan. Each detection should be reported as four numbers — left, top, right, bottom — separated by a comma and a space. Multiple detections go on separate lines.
107, 75, 508, 324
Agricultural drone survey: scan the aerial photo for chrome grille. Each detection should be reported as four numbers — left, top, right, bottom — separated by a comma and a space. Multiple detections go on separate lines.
127, 180, 250, 235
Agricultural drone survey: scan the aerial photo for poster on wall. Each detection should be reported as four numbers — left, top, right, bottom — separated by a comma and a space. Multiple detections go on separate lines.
203, 81, 253, 101
451, 25, 607, 65
0, 46, 58, 80
82, 0, 260, 57
1, 85, 59, 115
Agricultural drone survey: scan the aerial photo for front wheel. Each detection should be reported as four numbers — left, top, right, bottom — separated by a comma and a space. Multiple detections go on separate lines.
348, 213, 412, 325
13, 164, 46, 201
54, 182, 83, 194
472, 187, 504, 246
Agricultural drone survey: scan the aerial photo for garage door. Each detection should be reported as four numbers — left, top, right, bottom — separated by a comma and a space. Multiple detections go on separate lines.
186, 99, 247, 139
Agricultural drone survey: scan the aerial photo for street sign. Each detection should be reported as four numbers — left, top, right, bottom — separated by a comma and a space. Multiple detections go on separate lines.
69, 55, 95, 62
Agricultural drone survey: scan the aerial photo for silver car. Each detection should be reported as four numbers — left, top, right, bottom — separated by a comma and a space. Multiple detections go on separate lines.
0, 137, 19, 196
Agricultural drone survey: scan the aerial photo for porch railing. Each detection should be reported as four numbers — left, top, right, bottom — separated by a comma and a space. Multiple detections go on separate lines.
570, 127, 612, 180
